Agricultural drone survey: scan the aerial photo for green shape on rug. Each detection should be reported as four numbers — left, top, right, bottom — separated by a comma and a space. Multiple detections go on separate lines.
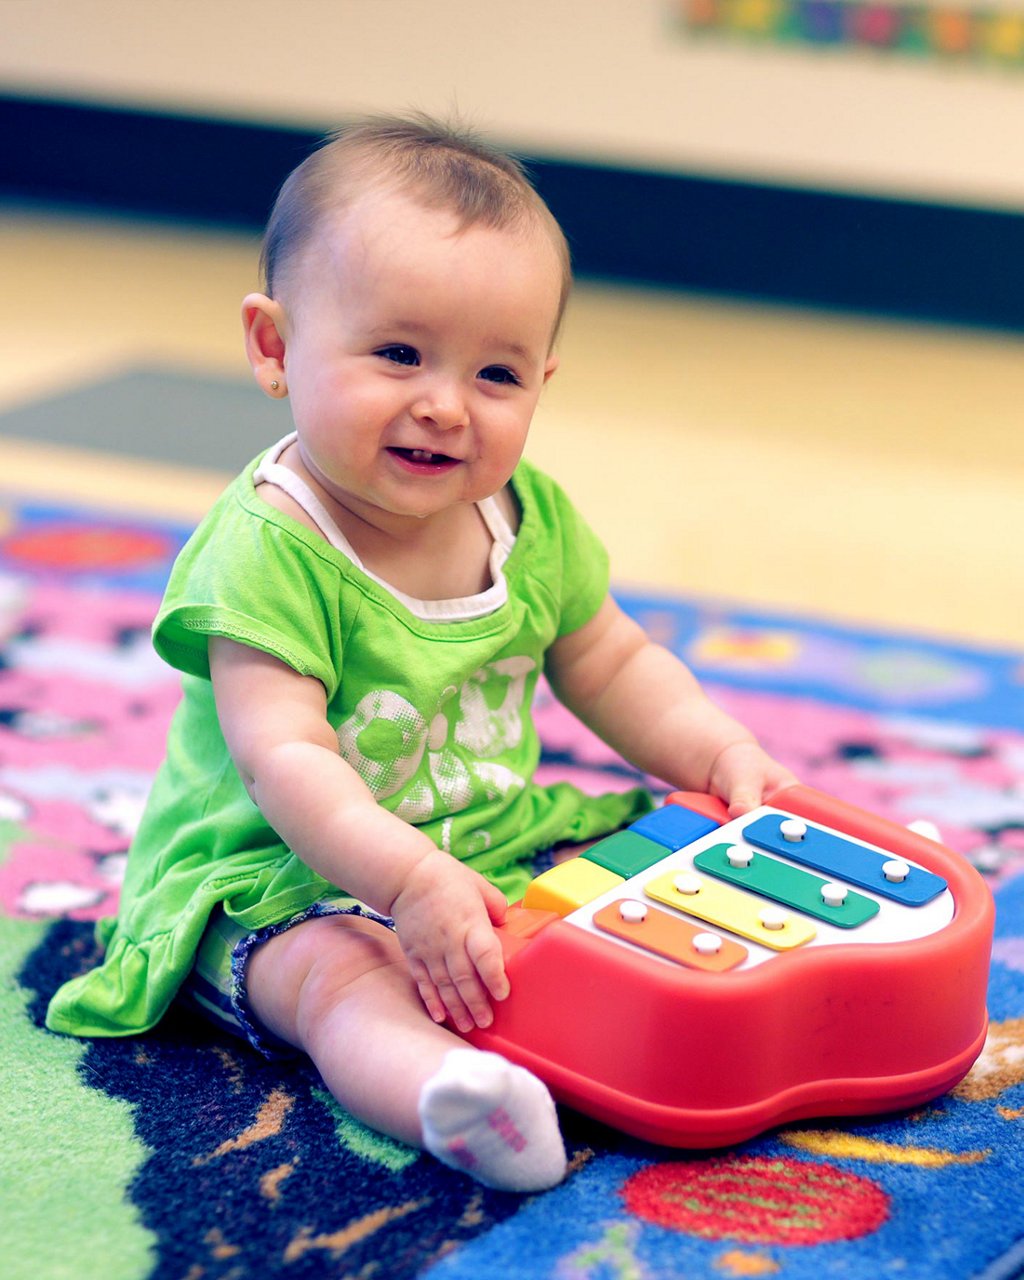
0, 815, 34, 867
0, 916, 156, 1280
312, 1085, 419, 1172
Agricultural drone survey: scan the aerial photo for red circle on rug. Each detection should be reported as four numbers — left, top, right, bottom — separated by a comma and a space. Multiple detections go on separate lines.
621, 1156, 890, 1245
1, 525, 172, 571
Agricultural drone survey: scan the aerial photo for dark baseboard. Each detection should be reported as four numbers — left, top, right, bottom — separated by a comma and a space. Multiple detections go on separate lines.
5, 93, 1023, 332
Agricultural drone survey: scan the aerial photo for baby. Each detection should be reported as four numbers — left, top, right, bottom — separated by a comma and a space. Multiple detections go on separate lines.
48, 114, 796, 1192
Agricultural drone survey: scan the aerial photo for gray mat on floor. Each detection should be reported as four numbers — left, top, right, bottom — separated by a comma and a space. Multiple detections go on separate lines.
0, 368, 290, 472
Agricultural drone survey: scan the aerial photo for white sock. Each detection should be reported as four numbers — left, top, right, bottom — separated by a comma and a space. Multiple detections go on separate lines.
418, 1048, 567, 1192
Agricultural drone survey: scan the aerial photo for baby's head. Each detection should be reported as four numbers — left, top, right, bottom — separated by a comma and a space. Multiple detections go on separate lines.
260, 113, 572, 344
244, 114, 570, 525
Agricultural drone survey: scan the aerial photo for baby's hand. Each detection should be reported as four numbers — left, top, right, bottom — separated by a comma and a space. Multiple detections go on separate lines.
389, 850, 510, 1034
708, 740, 798, 819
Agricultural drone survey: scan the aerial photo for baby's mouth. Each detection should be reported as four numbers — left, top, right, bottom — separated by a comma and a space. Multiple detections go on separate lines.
388, 447, 458, 467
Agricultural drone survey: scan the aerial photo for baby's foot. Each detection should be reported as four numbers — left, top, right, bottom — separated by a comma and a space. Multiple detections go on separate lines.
418, 1048, 567, 1192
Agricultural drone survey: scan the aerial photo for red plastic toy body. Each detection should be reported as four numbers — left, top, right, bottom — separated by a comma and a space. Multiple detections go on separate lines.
463, 784, 994, 1148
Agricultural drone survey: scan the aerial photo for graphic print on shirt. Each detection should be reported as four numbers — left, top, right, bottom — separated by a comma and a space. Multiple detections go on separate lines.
335, 657, 535, 852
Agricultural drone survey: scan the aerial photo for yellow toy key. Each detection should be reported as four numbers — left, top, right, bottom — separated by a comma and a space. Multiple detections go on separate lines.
645, 869, 817, 951
523, 856, 625, 917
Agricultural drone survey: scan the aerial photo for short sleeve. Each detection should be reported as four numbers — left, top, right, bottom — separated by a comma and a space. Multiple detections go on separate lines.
512, 460, 611, 638
152, 474, 345, 696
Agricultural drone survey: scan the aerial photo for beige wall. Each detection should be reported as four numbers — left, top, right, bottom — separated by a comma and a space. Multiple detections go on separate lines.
4, 0, 1024, 210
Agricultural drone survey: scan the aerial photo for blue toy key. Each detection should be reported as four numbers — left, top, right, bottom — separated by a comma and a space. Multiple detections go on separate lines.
629, 804, 719, 851
743, 813, 947, 906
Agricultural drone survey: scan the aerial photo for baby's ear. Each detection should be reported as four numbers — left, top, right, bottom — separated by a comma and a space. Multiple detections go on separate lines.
242, 293, 288, 397
543, 353, 560, 384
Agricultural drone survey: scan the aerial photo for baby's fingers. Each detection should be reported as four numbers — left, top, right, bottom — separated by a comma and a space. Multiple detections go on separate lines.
465, 921, 509, 1005
436, 951, 497, 1033
725, 783, 762, 819
726, 762, 799, 816
408, 952, 490, 1034
407, 958, 449, 1026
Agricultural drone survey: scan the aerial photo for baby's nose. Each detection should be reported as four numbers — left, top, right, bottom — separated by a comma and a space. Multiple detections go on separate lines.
413, 383, 468, 429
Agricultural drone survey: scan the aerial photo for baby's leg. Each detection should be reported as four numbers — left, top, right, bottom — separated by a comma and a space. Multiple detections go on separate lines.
245, 912, 566, 1191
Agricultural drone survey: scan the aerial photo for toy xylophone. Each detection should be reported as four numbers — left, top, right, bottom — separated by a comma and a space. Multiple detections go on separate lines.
463, 784, 994, 1147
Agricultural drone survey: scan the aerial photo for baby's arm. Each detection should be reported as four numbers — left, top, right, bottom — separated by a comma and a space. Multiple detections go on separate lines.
546, 596, 796, 816
208, 637, 510, 1031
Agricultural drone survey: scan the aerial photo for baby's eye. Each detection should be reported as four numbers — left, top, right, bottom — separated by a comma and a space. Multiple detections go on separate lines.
376, 345, 420, 366
479, 365, 522, 387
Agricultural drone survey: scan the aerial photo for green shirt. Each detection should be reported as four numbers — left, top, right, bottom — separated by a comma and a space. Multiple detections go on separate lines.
47, 450, 650, 1038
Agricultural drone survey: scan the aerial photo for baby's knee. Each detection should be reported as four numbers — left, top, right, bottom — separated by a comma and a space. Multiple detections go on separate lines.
249, 913, 405, 1044
298, 916, 415, 1033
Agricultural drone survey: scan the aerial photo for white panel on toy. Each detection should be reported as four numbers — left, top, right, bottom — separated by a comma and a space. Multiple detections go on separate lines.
565, 805, 955, 971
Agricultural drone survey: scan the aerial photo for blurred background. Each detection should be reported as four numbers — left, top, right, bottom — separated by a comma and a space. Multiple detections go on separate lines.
2, 0, 1022, 646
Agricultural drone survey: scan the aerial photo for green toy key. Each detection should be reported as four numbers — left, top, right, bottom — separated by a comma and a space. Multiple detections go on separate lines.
693, 844, 880, 928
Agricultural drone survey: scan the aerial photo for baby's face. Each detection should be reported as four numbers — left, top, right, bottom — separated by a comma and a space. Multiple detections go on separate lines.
276, 189, 562, 530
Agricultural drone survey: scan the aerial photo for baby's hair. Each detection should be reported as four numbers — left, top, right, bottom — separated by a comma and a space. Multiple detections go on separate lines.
260, 112, 572, 336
